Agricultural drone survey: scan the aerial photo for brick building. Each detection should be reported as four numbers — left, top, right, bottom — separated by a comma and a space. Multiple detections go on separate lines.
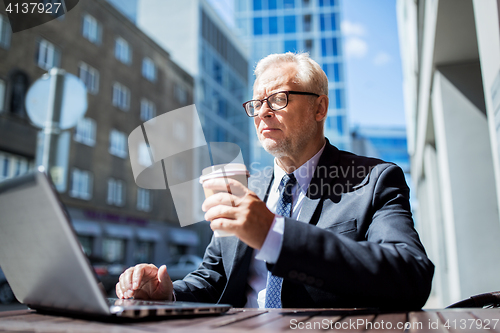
0, 0, 204, 268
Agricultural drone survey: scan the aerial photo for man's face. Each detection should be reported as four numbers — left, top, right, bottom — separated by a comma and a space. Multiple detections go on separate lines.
253, 63, 320, 159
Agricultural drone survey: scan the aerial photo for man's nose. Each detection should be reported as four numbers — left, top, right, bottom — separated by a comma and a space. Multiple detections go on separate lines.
258, 101, 274, 118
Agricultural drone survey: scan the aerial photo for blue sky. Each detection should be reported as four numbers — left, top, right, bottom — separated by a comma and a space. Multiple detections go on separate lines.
341, 0, 406, 128
207, 0, 406, 129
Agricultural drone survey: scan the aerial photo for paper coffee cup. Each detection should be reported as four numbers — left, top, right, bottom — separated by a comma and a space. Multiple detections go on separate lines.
200, 163, 249, 237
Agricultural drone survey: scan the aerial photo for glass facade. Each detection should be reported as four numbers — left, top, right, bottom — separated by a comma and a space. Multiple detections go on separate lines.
235, 0, 350, 167
199, 9, 250, 166
350, 127, 410, 173
284, 39, 297, 52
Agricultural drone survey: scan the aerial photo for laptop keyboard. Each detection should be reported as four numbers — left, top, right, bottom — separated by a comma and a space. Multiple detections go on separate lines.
107, 298, 175, 307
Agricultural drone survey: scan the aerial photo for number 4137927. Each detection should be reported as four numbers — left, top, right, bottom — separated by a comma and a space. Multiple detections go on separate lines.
5, 2, 62, 14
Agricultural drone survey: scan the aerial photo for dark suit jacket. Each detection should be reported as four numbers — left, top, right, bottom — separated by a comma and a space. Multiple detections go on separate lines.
173, 141, 434, 310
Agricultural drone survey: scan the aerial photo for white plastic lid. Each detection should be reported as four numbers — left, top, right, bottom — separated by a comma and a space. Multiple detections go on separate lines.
199, 163, 249, 183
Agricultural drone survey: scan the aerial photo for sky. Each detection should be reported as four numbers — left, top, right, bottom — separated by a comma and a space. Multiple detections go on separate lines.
207, 0, 407, 129
341, 0, 406, 129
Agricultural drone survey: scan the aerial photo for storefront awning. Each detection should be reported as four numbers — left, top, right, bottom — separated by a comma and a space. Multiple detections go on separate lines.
104, 224, 134, 239
167, 228, 199, 246
71, 220, 102, 236
137, 228, 163, 242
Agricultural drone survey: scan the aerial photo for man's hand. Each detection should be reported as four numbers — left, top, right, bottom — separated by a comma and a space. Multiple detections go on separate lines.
202, 178, 275, 249
116, 264, 174, 301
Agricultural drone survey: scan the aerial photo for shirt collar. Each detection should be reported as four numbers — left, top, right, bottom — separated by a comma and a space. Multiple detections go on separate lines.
272, 141, 326, 194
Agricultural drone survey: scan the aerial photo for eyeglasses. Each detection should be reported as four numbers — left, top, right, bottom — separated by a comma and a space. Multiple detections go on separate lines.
242, 90, 320, 117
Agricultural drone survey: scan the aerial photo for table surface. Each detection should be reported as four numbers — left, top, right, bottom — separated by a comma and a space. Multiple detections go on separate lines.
0, 307, 499, 332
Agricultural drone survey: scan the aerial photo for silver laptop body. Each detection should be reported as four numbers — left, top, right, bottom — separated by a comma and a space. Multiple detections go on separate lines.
0, 169, 231, 318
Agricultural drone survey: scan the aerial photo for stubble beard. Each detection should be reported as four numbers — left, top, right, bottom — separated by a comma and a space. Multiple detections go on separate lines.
259, 117, 317, 159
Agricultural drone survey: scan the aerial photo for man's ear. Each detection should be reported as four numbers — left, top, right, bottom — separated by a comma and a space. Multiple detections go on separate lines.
315, 95, 329, 122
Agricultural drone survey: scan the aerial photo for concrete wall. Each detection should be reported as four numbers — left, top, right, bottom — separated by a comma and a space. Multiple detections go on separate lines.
432, 70, 500, 303
473, 0, 500, 220
398, 0, 500, 307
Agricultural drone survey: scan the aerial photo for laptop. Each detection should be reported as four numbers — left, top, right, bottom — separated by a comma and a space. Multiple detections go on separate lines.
0, 168, 231, 318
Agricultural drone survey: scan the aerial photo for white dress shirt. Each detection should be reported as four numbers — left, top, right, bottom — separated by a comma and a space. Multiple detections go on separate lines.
244, 142, 326, 308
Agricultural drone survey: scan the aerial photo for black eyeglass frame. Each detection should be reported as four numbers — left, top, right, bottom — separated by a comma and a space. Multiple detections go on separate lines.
242, 90, 320, 117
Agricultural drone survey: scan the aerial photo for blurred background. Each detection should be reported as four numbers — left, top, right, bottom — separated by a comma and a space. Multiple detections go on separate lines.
0, 0, 499, 310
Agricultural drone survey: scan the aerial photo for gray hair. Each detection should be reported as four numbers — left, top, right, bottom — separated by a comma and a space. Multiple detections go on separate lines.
253, 52, 328, 96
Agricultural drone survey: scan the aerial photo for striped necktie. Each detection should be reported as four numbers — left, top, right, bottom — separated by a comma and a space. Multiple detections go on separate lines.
265, 173, 296, 308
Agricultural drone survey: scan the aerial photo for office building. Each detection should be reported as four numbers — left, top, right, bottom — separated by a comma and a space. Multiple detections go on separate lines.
136, 0, 251, 228
351, 125, 415, 218
0, 0, 200, 268
234, 0, 349, 169
351, 126, 410, 173
106, 0, 138, 23
397, 0, 500, 307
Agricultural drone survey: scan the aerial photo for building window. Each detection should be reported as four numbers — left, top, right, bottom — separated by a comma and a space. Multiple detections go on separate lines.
78, 62, 99, 94
253, 17, 263, 35
284, 15, 296, 33
269, 16, 278, 34
109, 129, 128, 158
321, 37, 338, 56
74, 117, 96, 146
82, 13, 101, 44
319, 0, 337, 7
333, 63, 341, 82
284, 40, 297, 53
213, 60, 222, 84
303, 15, 312, 32
107, 178, 125, 206
36, 39, 60, 70
268, 0, 277, 9
253, 0, 262, 10
0, 155, 9, 181
70, 168, 93, 200
102, 238, 125, 264
284, 0, 295, 8
216, 128, 226, 142
134, 241, 154, 263
112, 82, 130, 111
174, 83, 188, 105
142, 57, 156, 82
0, 78, 5, 112
304, 39, 313, 54
9, 71, 29, 117
0, 152, 31, 182
336, 115, 344, 135
216, 97, 227, 118
320, 13, 337, 31
0, 14, 12, 49
137, 188, 151, 212
335, 88, 343, 109
322, 63, 330, 78
115, 37, 131, 64
138, 143, 152, 167
140, 98, 156, 121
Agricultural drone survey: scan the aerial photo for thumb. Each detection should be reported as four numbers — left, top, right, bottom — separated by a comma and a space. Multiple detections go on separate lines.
157, 265, 173, 295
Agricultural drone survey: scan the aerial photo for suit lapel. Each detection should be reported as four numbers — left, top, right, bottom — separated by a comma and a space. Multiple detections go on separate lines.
300, 140, 340, 225
297, 196, 320, 223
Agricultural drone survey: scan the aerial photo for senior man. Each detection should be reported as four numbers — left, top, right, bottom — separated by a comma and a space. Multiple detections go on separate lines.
117, 52, 434, 310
